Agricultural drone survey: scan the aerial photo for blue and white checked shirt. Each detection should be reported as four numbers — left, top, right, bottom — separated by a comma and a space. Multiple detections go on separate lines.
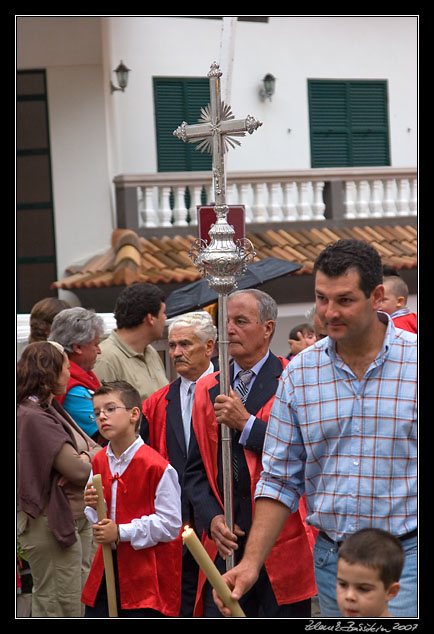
255, 313, 417, 542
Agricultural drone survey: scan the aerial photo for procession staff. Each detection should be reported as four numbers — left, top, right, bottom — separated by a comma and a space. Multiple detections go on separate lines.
185, 289, 317, 618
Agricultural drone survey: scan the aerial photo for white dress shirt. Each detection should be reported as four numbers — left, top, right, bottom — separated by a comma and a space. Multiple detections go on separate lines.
84, 436, 182, 550
179, 360, 215, 412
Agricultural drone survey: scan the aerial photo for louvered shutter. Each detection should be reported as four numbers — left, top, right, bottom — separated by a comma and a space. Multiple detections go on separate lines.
154, 78, 212, 172
308, 80, 390, 168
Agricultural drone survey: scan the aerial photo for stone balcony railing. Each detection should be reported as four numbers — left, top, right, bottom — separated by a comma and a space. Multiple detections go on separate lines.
114, 166, 417, 233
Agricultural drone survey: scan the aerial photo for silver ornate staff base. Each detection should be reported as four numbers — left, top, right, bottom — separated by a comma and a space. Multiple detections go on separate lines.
190, 206, 255, 570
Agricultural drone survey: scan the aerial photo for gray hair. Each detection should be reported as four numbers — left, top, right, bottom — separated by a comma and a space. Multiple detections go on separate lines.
168, 311, 217, 344
229, 289, 278, 337
48, 307, 105, 354
229, 289, 277, 322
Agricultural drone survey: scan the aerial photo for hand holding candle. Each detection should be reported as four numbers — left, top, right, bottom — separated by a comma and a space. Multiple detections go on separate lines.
182, 525, 246, 617
92, 474, 118, 618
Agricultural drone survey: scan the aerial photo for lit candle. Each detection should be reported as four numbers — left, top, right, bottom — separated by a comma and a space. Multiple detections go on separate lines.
182, 525, 246, 617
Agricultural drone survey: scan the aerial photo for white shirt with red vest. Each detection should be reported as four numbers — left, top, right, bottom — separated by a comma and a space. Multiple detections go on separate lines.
84, 436, 181, 547
82, 436, 183, 614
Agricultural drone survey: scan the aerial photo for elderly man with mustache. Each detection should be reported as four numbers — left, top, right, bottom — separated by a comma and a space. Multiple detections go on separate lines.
140, 311, 218, 617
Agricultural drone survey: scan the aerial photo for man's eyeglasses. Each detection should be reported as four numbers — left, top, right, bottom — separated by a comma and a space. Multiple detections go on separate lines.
94, 405, 131, 419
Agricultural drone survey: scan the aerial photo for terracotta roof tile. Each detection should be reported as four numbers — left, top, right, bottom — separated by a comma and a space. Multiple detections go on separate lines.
51, 222, 417, 290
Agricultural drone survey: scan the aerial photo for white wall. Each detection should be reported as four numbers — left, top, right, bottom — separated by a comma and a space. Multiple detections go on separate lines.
16, 15, 418, 293
108, 15, 417, 173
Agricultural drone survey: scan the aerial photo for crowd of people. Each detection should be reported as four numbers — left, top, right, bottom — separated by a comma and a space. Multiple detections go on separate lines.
17, 239, 417, 619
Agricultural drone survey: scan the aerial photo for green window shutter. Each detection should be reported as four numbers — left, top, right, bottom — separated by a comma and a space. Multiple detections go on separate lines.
308, 81, 350, 167
154, 78, 212, 172
308, 80, 390, 168
350, 81, 390, 166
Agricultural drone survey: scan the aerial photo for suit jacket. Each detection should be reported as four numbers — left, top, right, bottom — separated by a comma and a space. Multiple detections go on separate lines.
185, 353, 284, 534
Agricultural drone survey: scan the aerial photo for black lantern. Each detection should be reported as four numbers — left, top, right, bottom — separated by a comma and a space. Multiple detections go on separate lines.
260, 74, 276, 101
111, 60, 131, 93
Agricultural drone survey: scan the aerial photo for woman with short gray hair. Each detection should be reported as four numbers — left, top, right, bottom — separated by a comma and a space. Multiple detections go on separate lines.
49, 307, 105, 441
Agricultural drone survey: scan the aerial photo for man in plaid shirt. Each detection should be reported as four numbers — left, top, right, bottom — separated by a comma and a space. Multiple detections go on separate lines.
213, 239, 417, 618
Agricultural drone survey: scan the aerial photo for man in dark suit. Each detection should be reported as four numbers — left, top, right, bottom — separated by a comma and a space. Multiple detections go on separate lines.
184, 289, 317, 618
140, 310, 217, 617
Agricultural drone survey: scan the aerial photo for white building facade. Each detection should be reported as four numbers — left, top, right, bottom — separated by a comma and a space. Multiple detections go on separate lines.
17, 15, 418, 299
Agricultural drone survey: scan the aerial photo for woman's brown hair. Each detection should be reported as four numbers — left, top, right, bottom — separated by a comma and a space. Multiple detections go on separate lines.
28, 297, 71, 343
17, 341, 65, 405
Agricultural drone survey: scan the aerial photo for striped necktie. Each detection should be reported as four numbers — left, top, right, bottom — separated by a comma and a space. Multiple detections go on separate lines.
235, 369, 254, 404
232, 370, 254, 482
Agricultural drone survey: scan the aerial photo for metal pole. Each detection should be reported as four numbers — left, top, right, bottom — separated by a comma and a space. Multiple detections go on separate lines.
218, 293, 235, 570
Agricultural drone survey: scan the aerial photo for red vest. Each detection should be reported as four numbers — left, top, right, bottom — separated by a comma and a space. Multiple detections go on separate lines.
191, 361, 317, 615
81, 444, 182, 615
56, 360, 100, 405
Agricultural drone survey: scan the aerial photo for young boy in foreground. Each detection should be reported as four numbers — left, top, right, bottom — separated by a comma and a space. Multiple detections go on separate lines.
81, 380, 182, 617
336, 528, 405, 618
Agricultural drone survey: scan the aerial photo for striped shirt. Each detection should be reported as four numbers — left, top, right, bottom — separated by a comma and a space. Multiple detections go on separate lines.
255, 313, 417, 542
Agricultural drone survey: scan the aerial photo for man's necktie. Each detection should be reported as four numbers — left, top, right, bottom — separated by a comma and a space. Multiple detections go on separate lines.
232, 370, 254, 481
182, 382, 195, 450
235, 369, 254, 404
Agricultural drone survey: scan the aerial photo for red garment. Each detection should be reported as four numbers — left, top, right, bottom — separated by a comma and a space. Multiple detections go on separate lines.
393, 313, 417, 334
81, 444, 182, 615
191, 361, 317, 615
142, 383, 172, 459
56, 360, 100, 405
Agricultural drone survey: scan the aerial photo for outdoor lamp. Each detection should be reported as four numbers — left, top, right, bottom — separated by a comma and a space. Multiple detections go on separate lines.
111, 60, 131, 93
260, 74, 276, 101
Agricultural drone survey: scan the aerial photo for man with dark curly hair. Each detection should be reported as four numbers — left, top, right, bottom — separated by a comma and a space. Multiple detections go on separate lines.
94, 283, 169, 400
214, 240, 417, 618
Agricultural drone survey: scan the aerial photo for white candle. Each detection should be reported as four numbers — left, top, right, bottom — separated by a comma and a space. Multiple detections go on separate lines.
182, 525, 246, 617
92, 474, 118, 617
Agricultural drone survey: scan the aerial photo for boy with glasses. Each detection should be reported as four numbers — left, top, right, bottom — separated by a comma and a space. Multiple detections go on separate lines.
81, 381, 182, 617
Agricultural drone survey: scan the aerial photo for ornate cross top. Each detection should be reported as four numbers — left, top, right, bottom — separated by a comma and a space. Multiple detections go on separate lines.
173, 62, 262, 571
173, 61, 262, 209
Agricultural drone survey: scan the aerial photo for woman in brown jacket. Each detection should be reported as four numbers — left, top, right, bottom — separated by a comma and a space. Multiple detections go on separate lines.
17, 341, 101, 617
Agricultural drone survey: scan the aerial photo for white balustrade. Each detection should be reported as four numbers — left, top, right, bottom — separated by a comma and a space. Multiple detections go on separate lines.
409, 178, 417, 215
281, 182, 297, 221
355, 181, 370, 218
312, 182, 326, 220
159, 186, 173, 227
114, 167, 416, 230
267, 182, 283, 221
369, 180, 383, 217
343, 181, 357, 218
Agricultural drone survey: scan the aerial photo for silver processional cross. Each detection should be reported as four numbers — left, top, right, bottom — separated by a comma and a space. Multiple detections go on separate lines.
173, 61, 262, 211
173, 62, 261, 570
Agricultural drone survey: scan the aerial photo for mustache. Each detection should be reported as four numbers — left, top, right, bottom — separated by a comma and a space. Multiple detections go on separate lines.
173, 356, 188, 364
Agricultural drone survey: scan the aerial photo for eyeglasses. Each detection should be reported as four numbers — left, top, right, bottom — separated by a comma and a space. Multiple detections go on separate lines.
93, 405, 131, 419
